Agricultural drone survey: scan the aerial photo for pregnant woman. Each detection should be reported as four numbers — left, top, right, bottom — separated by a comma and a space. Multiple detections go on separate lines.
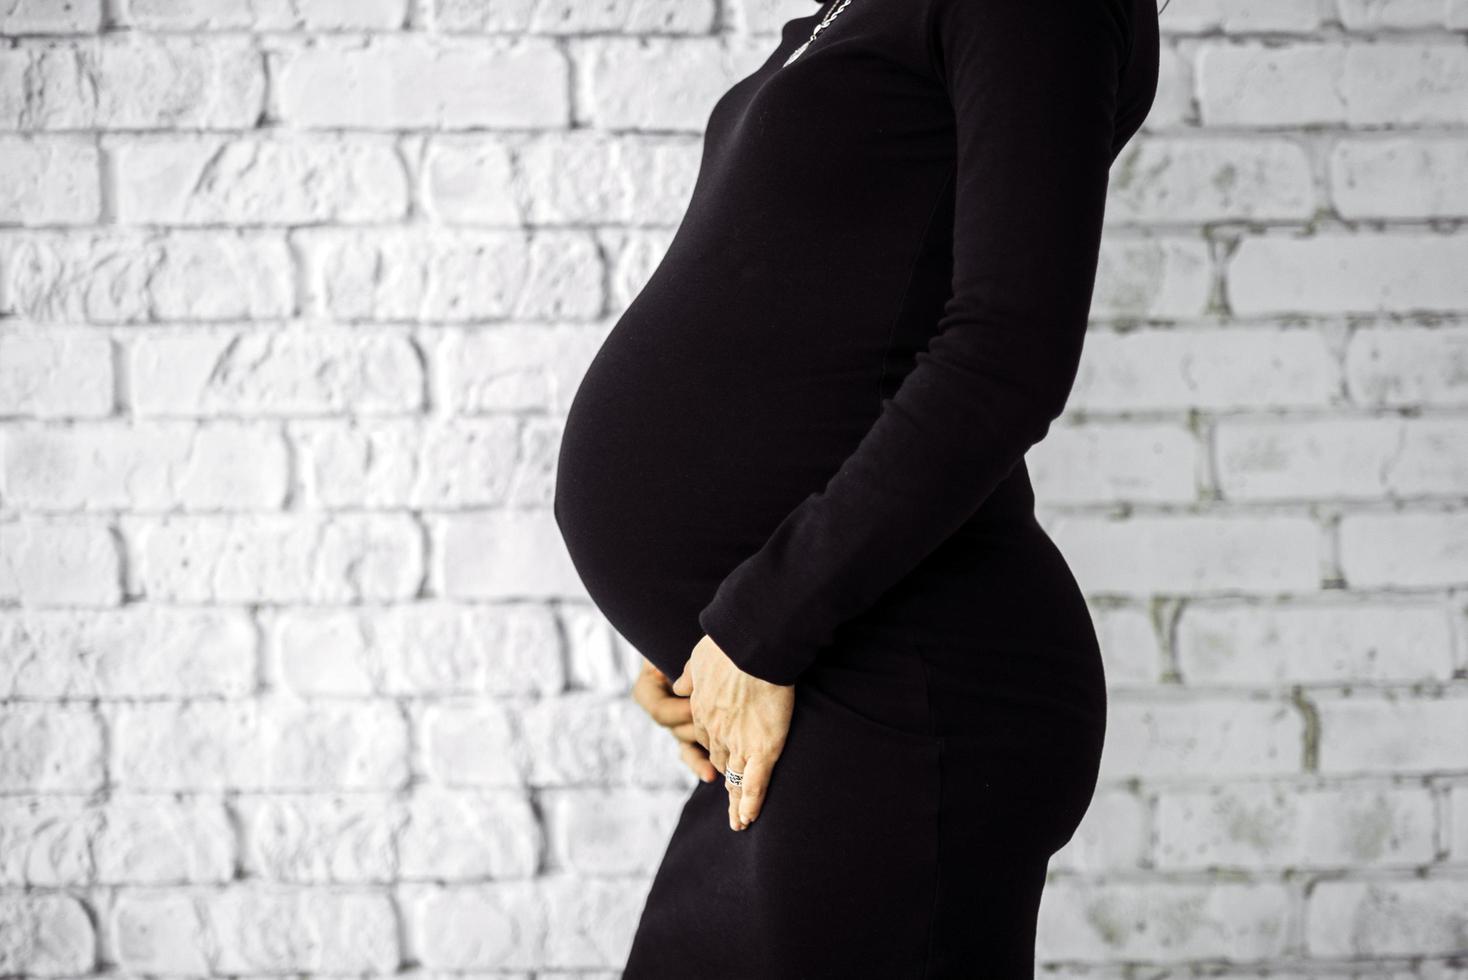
554, 0, 1159, 974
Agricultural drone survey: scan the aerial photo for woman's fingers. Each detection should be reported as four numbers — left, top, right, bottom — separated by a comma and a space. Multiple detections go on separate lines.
725, 749, 749, 831
669, 720, 698, 743
679, 741, 718, 783
733, 753, 775, 827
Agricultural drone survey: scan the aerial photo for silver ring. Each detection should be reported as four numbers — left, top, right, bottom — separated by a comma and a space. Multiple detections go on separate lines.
725, 767, 744, 787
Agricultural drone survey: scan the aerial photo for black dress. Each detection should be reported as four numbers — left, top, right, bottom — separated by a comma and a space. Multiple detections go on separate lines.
553, 0, 1159, 974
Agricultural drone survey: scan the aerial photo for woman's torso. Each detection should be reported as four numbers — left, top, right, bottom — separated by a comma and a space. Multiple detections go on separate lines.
554, 0, 1159, 715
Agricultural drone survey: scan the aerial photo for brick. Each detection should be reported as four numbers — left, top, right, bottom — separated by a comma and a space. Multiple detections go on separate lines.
238, 792, 399, 883
1036, 880, 1292, 961
0, 36, 264, 130
438, 325, 608, 414
2, 420, 289, 510
1216, 416, 1468, 500
1068, 327, 1339, 411
398, 787, 542, 880
1155, 783, 1436, 869
1346, 324, 1468, 408
1075, 235, 1212, 320
561, 601, 629, 693
0, 0, 103, 33
541, 787, 686, 875
1027, 421, 1200, 504
1199, 41, 1468, 127
402, 877, 644, 970
1092, 606, 1166, 687
301, 229, 602, 321
1098, 698, 1304, 779
291, 417, 548, 509
1049, 514, 1322, 595
436, 0, 714, 33
435, 511, 586, 600
521, 692, 700, 787
271, 35, 567, 129
0, 894, 94, 975
112, 886, 398, 973
0, 519, 121, 607
112, 134, 409, 225
113, 698, 410, 790
580, 37, 768, 130
1317, 691, 1468, 774
1331, 137, 1468, 220
0, 230, 293, 323
123, 0, 408, 30
1176, 601, 1453, 684
0, 328, 113, 418
1108, 137, 1314, 224
128, 328, 423, 416
0, 703, 104, 792
1047, 788, 1151, 873
0, 607, 257, 698
1307, 879, 1468, 956
0, 136, 100, 223
268, 602, 564, 697
1230, 233, 1468, 317
1340, 511, 1468, 589
419, 701, 527, 788
126, 513, 423, 602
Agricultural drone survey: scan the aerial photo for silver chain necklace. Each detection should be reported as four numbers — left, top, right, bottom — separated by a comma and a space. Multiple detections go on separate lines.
783, 0, 854, 67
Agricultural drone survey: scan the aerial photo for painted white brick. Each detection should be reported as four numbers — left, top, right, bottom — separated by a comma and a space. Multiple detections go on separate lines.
1097, 697, 1304, 779
1036, 880, 1292, 961
513, 132, 702, 226
1049, 514, 1322, 596
1217, 416, 1468, 500
0, 895, 94, 975
112, 134, 409, 225
1199, 41, 1468, 126
437, 0, 715, 33
419, 701, 527, 788
1339, 511, 1468, 589
126, 513, 423, 602
521, 692, 702, 787
1307, 879, 1468, 956
122, 0, 408, 30
402, 877, 644, 970
0, 519, 121, 607
0, 329, 113, 418
0, 36, 264, 130
1331, 137, 1468, 219
438, 325, 608, 415
1, 421, 289, 510
113, 698, 410, 790
0, 703, 104, 792
270, 35, 568, 130
540, 787, 686, 875
1089, 236, 1213, 320
1338, 0, 1458, 28
0, 136, 100, 224
435, 511, 586, 600
0, 0, 103, 33
268, 602, 564, 697
1175, 601, 1454, 685
1068, 327, 1340, 411
1155, 782, 1436, 869
1028, 421, 1200, 504
302, 228, 603, 322
0, 607, 257, 698
0, 231, 293, 323
129, 328, 423, 417
1091, 605, 1166, 687
1047, 787, 1151, 873
580, 36, 769, 130
1346, 324, 1468, 408
1108, 137, 1315, 224
1231, 232, 1468, 317
111, 885, 399, 973
1316, 691, 1468, 774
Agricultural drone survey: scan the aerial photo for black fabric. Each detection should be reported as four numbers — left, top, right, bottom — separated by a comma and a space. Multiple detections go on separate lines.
553, 0, 1158, 973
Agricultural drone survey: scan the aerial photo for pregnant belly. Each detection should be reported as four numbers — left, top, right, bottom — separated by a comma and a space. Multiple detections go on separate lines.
553, 313, 883, 677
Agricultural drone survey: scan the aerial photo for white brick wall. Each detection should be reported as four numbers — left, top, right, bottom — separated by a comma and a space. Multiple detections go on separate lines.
0, 0, 1463, 974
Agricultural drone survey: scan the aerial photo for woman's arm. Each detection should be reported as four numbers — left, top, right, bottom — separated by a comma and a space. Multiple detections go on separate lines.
697, 0, 1131, 686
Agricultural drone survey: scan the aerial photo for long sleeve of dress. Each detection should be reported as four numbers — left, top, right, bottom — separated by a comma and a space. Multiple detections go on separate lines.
695, 0, 1132, 687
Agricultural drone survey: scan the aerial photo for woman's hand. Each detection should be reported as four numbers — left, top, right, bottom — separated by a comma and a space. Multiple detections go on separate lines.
630, 657, 720, 784
672, 634, 795, 832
